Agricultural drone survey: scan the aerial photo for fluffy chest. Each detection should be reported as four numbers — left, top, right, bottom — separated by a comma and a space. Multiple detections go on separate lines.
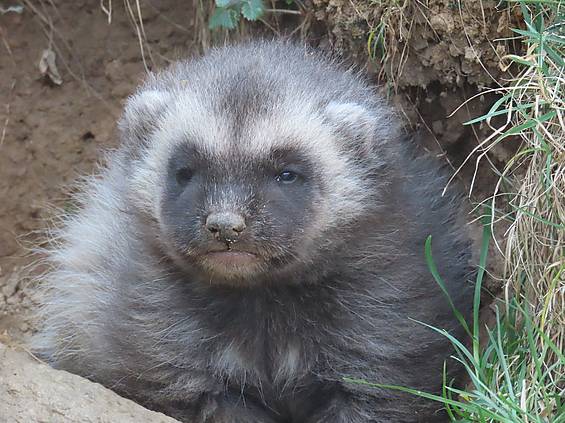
212, 334, 310, 387
196, 287, 341, 388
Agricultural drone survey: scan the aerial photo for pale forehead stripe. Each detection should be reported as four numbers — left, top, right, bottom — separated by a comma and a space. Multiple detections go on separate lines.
154, 92, 346, 171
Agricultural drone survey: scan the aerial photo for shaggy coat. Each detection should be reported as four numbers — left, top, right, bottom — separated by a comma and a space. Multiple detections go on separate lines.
34, 42, 474, 423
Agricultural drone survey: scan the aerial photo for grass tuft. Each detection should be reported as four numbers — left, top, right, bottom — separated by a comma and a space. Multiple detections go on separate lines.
351, 0, 564, 421
366, 0, 413, 86
462, 1, 565, 419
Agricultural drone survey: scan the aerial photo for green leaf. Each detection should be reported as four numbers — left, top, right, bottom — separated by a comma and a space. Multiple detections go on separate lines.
545, 45, 565, 67
546, 34, 565, 45
215, 0, 232, 7
510, 205, 565, 229
511, 27, 540, 38
241, 0, 264, 21
473, 210, 492, 366
503, 54, 536, 67
209, 7, 240, 29
464, 103, 540, 126
343, 378, 509, 421
424, 235, 472, 337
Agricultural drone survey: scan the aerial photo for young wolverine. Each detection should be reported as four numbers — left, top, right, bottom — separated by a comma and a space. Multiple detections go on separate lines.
34, 41, 473, 422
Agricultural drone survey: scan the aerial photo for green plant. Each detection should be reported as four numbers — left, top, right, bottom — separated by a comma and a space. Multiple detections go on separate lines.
366, 0, 412, 85
209, 0, 265, 29
347, 214, 564, 421
349, 0, 564, 420
452, 2, 565, 418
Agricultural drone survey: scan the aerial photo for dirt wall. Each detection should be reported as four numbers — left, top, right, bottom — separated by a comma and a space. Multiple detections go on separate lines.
307, 0, 520, 186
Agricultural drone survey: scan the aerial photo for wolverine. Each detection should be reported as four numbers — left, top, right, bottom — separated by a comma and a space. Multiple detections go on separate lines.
34, 41, 473, 422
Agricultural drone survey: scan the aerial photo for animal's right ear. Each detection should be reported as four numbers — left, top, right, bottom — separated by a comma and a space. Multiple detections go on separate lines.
118, 90, 171, 150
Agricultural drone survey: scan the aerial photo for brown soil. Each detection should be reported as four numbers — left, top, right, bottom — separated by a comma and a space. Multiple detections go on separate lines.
0, 0, 204, 342
0, 0, 507, 346
312, 0, 521, 85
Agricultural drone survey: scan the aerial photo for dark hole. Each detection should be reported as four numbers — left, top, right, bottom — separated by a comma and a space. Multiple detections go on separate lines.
82, 131, 95, 142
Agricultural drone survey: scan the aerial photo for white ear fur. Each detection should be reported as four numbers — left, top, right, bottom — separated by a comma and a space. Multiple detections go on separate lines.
324, 101, 378, 159
324, 101, 376, 142
119, 90, 171, 148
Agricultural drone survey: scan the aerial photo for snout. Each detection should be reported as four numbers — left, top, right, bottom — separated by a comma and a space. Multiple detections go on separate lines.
205, 211, 246, 244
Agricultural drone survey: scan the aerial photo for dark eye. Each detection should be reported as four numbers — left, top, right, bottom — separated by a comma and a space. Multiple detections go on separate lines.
176, 167, 193, 185
276, 170, 298, 184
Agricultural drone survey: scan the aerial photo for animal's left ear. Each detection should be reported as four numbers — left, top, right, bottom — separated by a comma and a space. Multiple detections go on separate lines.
323, 101, 379, 156
324, 100, 401, 158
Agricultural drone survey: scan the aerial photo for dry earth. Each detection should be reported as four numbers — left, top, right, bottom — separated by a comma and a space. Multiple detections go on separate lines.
0, 2, 204, 418
0, 0, 205, 343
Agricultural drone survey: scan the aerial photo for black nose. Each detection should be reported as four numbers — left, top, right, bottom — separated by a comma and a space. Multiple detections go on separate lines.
206, 212, 246, 243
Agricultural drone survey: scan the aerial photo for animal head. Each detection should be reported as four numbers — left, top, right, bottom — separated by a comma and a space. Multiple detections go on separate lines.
117, 42, 400, 284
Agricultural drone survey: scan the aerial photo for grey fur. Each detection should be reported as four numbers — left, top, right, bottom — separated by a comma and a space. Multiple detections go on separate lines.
33, 41, 474, 423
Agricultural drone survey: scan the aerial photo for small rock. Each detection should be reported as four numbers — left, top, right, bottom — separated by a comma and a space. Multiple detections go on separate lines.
0, 342, 181, 423
1, 269, 21, 299
38, 48, 63, 86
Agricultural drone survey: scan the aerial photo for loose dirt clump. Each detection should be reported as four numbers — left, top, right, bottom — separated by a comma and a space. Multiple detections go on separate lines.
311, 0, 520, 87
309, 0, 521, 182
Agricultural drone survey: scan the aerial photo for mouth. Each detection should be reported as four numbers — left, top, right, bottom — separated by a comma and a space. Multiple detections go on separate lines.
202, 250, 260, 268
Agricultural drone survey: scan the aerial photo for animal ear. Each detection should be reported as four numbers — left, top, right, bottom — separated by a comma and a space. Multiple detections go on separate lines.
324, 101, 400, 156
118, 89, 171, 150
325, 101, 378, 141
